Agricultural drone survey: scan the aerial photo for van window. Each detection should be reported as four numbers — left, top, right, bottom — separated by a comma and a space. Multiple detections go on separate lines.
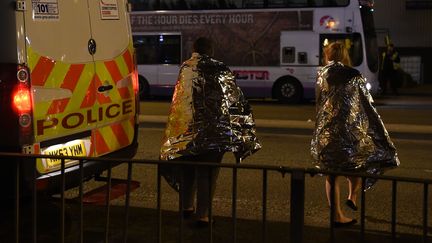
133, 35, 181, 65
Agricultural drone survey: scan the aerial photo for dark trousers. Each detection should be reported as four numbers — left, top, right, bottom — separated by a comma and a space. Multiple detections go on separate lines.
177, 152, 224, 218
380, 71, 399, 95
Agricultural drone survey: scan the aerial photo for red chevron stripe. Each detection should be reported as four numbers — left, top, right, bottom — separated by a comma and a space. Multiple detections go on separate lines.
61, 64, 85, 91
89, 138, 95, 156
80, 75, 97, 108
122, 50, 133, 73
110, 123, 129, 147
47, 98, 70, 115
104, 60, 123, 84
118, 87, 131, 99
31, 56, 55, 86
94, 130, 110, 155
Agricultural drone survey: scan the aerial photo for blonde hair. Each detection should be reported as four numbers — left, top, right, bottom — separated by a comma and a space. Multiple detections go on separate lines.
323, 42, 352, 67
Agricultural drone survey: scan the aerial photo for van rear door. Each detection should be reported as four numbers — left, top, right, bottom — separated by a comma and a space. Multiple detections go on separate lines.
87, 0, 138, 157
23, 0, 137, 174
23, 0, 96, 173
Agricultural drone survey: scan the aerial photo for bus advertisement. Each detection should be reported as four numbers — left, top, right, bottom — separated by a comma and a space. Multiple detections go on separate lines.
130, 0, 379, 103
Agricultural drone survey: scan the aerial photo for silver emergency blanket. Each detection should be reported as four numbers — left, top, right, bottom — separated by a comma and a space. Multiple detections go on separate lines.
311, 62, 399, 187
160, 53, 261, 161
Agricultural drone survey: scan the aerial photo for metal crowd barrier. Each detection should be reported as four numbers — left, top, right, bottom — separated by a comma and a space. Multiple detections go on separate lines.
0, 152, 430, 243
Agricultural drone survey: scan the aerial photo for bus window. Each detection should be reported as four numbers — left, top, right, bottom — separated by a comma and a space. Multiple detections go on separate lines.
133, 35, 181, 65
130, 0, 349, 10
319, 33, 363, 67
282, 47, 296, 63
298, 52, 308, 64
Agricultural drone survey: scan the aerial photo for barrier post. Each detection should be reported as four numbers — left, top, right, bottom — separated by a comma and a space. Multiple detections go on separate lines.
290, 169, 305, 243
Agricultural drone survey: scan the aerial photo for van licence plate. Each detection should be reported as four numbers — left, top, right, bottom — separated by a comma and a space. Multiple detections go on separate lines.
41, 140, 87, 168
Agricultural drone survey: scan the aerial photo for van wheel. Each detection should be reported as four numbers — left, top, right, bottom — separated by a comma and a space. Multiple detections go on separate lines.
138, 76, 150, 100
273, 79, 303, 103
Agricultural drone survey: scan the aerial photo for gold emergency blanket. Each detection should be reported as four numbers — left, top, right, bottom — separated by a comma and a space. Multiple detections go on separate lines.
311, 62, 399, 186
160, 53, 261, 162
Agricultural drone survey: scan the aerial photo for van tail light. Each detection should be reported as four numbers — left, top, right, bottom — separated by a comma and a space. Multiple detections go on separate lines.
14, 65, 34, 145
12, 66, 33, 128
0, 63, 34, 149
13, 84, 32, 113
131, 51, 139, 94
132, 70, 139, 93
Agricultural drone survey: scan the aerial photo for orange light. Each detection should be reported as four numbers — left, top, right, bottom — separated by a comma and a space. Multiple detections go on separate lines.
13, 84, 31, 113
132, 70, 139, 93
327, 20, 336, 29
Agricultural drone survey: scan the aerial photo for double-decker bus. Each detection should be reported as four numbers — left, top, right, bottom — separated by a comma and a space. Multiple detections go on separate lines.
130, 0, 379, 103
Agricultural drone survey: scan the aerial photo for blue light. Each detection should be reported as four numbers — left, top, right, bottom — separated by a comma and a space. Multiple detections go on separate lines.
159, 35, 164, 42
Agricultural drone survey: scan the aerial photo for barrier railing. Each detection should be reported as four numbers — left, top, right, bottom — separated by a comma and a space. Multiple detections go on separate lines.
0, 152, 430, 243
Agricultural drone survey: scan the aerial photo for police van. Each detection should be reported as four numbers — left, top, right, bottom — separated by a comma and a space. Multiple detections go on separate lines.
0, 0, 139, 196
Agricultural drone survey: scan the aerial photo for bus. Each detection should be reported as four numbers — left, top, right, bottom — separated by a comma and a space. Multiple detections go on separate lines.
129, 0, 379, 103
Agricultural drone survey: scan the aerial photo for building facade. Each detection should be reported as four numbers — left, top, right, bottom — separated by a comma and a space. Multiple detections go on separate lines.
374, 0, 432, 83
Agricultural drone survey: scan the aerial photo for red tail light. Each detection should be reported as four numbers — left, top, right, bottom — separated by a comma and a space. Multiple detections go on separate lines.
132, 70, 139, 93
13, 84, 31, 113
132, 51, 139, 93
13, 66, 33, 129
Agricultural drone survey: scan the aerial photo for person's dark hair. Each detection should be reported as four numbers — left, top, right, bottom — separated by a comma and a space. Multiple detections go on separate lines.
193, 37, 214, 56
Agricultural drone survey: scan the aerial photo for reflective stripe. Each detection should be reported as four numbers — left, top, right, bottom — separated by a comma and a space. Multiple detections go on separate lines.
47, 98, 69, 115
31, 56, 55, 86
111, 122, 130, 147
94, 129, 111, 155
105, 60, 123, 83
29, 43, 136, 157
122, 50, 133, 73
61, 64, 85, 90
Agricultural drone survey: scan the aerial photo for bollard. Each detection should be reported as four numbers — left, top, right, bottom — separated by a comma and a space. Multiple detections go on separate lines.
290, 170, 305, 243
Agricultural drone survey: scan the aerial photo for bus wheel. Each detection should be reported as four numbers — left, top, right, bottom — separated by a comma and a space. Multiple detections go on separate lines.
138, 76, 150, 100
273, 78, 303, 103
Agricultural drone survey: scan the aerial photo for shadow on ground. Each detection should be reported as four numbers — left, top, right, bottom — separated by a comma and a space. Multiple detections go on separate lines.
1, 200, 430, 243
75, 205, 430, 243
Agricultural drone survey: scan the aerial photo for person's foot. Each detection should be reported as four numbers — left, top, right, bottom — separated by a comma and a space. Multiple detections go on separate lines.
182, 208, 195, 219
334, 219, 357, 228
346, 199, 358, 211
193, 218, 215, 228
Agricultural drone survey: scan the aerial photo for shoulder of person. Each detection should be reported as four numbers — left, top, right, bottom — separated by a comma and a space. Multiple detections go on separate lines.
201, 55, 231, 71
327, 63, 361, 80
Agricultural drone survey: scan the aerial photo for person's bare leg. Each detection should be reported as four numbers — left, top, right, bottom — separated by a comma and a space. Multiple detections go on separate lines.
347, 176, 362, 205
182, 165, 196, 212
326, 176, 353, 223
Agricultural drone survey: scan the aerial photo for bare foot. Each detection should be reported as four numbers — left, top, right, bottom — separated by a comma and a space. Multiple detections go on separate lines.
334, 215, 354, 223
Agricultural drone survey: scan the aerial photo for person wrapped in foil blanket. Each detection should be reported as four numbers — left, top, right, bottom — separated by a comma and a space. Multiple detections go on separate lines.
160, 49, 261, 191
311, 60, 400, 188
